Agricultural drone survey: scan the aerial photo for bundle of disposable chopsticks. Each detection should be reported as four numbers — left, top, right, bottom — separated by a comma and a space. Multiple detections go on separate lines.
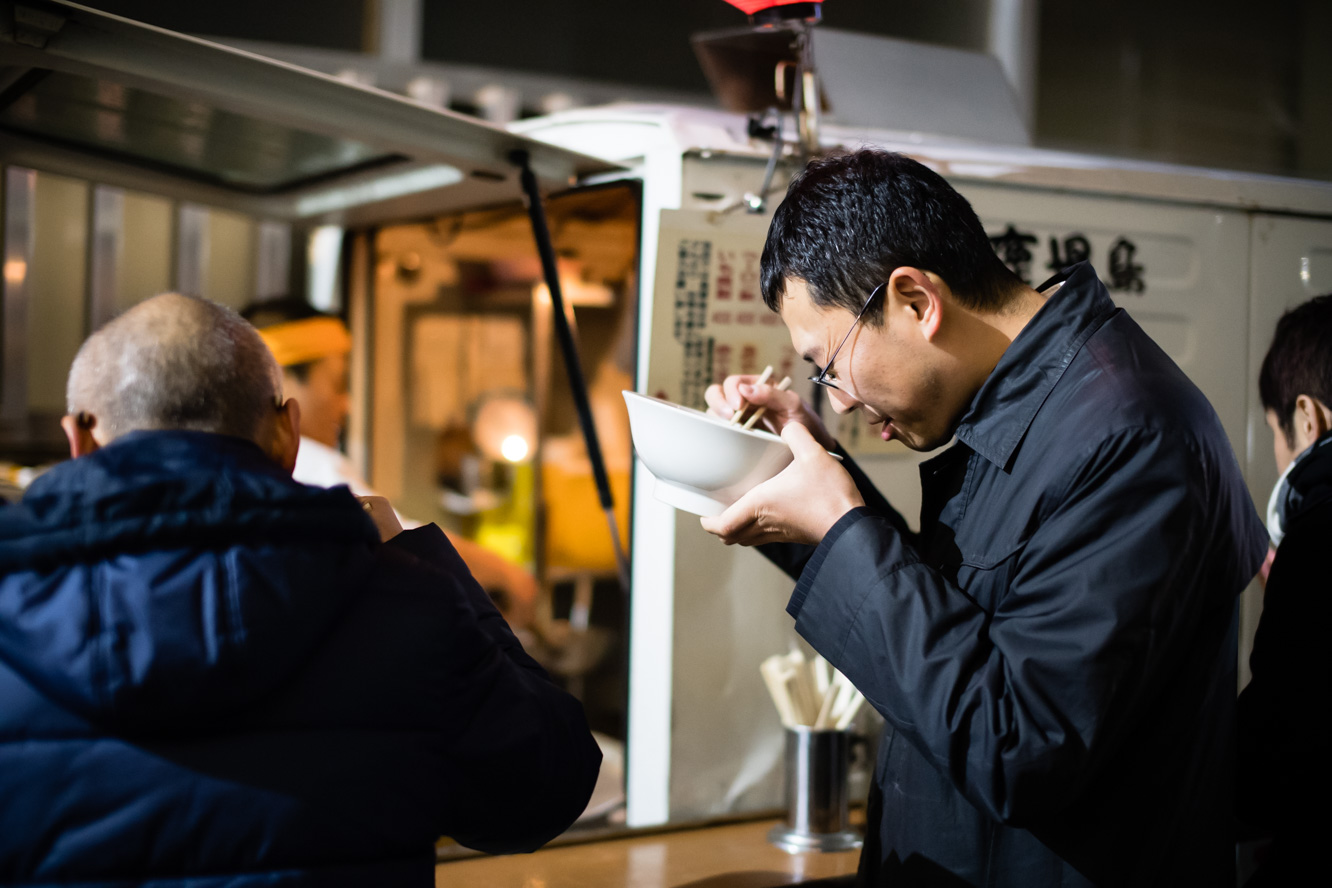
729, 365, 792, 431
761, 649, 866, 730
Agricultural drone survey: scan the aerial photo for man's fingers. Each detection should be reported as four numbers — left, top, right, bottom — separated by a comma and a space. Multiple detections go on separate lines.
781, 420, 823, 458
736, 382, 769, 404
700, 508, 744, 540
728, 374, 773, 406
355, 495, 404, 542
699, 491, 764, 542
703, 383, 734, 418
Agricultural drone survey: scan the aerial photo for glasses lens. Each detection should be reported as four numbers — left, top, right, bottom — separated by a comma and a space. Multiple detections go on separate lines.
807, 373, 836, 390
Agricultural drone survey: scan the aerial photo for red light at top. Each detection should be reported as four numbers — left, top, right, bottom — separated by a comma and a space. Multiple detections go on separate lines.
722, 0, 816, 15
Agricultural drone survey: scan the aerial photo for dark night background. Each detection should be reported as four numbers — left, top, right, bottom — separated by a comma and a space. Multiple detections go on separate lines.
70, 1, 1332, 181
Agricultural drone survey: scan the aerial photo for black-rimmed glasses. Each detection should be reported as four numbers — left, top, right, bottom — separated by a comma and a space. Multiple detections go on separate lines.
808, 283, 886, 391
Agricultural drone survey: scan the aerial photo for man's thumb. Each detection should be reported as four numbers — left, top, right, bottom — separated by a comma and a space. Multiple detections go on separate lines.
781, 420, 822, 459
739, 382, 769, 404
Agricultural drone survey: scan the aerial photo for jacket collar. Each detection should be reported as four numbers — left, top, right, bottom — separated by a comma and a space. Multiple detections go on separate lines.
1281, 429, 1332, 527
954, 262, 1119, 471
0, 429, 377, 571
30, 429, 285, 492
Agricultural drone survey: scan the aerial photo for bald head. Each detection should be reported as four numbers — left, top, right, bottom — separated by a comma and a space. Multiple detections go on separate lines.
67, 293, 285, 445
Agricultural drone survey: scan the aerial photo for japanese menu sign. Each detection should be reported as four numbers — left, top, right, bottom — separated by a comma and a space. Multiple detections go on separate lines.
987, 224, 1148, 293
646, 210, 804, 411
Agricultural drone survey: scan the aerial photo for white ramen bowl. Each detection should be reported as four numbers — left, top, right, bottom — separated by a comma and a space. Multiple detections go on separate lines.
622, 390, 797, 517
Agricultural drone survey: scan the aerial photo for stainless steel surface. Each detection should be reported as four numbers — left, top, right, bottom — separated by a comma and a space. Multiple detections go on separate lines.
811, 27, 1029, 145
89, 184, 121, 330
690, 26, 1029, 146
255, 220, 291, 299
0, 67, 398, 192
376, 0, 422, 66
0, 0, 623, 223
768, 726, 863, 854
175, 202, 207, 297
2, 166, 33, 421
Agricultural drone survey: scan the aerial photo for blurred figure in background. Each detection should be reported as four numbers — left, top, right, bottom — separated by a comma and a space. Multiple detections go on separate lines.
1239, 292, 1332, 886
242, 296, 537, 632
0, 293, 600, 884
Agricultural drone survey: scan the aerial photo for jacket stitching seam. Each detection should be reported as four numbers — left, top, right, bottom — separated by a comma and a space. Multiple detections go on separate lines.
837, 557, 920, 660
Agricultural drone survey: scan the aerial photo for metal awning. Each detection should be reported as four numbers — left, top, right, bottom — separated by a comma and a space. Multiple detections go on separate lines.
0, 0, 624, 223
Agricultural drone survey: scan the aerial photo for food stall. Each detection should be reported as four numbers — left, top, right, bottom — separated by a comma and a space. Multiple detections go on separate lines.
6, 2, 1332, 877
508, 99, 1332, 835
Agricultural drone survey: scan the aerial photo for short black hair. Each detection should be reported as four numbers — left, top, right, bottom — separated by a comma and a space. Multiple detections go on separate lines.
240, 295, 333, 384
760, 150, 1024, 319
1259, 292, 1332, 447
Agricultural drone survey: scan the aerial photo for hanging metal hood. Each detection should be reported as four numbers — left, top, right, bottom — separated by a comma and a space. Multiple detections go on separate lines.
692, 25, 1030, 146
0, 0, 624, 223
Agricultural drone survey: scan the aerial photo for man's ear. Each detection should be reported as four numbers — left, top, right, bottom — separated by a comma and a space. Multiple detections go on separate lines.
269, 397, 302, 475
886, 266, 945, 341
60, 413, 101, 459
1294, 394, 1332, 443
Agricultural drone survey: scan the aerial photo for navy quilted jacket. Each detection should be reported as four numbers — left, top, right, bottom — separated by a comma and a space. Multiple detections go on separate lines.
0, 431, 600, 886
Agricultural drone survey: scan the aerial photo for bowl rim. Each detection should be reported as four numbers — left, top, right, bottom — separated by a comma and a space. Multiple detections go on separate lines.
622, 389, 786, 445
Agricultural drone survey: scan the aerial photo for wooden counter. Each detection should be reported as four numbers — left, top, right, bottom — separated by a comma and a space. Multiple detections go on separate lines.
434, 818, 861, 888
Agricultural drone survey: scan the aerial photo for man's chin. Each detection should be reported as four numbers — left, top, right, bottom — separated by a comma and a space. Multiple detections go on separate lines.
884, 424, 950, 453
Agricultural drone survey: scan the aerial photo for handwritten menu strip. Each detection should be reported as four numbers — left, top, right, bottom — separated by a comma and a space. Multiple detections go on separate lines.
673, 239, 714, 409
649, 211, 802, 414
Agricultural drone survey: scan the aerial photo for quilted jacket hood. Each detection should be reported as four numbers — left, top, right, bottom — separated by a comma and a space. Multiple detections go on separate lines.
0, 431, 380, 730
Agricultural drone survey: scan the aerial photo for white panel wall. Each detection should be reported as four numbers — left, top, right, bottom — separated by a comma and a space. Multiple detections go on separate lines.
964, 184, 1253, 452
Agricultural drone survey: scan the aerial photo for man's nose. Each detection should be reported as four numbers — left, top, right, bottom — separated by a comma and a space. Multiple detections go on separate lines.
828, 387, 860, 414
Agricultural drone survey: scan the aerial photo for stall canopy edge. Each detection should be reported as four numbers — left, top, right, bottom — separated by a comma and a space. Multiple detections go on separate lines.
0, 0, 625, 223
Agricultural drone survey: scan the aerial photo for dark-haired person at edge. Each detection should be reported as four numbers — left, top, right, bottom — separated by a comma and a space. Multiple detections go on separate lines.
703, 150, 1266, 887
1238, 293, 1332, 886
0, 293, 600, 885
242, 296, 538, 633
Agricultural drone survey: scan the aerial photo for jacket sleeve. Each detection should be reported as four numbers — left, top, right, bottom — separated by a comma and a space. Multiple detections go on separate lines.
759, 443, 916, 579
1237, 505, 1330, 833
389, 525, 541, 670
790, 428, 1238, 824
383, 525, 601, 853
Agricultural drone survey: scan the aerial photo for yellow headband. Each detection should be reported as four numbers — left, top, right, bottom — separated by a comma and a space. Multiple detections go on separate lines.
258, 317, 352, 367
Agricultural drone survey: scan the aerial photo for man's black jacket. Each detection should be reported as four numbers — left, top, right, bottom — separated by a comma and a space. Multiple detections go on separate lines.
1238, 430, 1332, 884
763, 263, 1266, 887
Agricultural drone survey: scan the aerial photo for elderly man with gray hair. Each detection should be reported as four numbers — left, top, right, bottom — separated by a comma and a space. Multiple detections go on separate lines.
0, 293, 601, 886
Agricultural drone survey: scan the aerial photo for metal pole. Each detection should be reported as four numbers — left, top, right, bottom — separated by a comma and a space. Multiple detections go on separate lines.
511, 150, 630, 594
987, 0, 1040, 136
375, 0, 422, 65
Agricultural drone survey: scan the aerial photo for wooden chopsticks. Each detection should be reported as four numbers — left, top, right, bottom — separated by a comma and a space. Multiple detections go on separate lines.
729, 364, 792, 431
728, 366, 772, 426
741, 376, 791, 430
761, 650, 866, 730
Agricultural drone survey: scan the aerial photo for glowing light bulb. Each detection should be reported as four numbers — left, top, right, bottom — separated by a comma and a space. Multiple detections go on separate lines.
3, 258, 26, 286
500, 434, 529, 463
